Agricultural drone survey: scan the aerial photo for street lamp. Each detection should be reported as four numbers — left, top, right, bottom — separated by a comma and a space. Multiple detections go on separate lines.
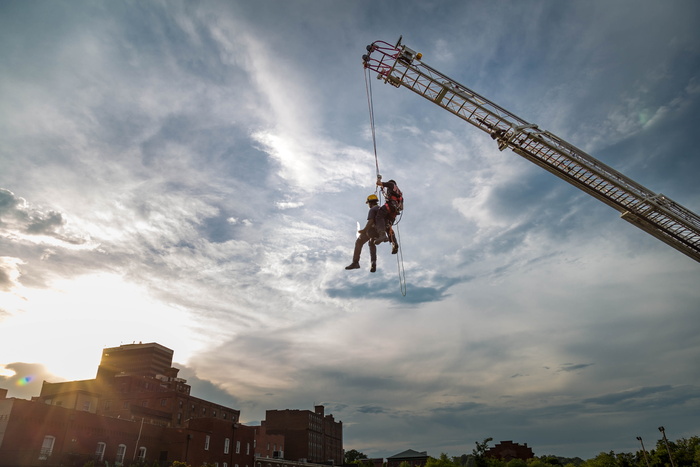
636, 437, 651, 467
658, 426, 676, 467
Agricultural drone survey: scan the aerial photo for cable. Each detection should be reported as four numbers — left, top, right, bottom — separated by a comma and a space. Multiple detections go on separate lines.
364, 67, 381, 178
394, 225, 407, 296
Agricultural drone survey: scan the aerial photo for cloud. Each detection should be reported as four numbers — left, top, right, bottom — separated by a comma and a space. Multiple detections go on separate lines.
0, 257, 24, 293
583, 385, 674, 406
0, 362, 64, 399
557, 363, 594, 373
1, 1, 699, 461
0, 188, 90, 248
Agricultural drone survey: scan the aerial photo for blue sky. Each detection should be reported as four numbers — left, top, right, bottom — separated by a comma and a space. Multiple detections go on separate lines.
1, 0, 699, 460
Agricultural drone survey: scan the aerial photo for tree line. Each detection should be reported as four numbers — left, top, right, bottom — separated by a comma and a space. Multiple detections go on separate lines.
344, 434, 700, 467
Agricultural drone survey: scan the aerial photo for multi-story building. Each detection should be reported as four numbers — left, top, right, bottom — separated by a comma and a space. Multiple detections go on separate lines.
96, 342, 175, 379
264, 405, 342, 465
254, 421, 285, 460
0, 342, 344, 467
0, 394, 257, 467
35, 342, 240, 428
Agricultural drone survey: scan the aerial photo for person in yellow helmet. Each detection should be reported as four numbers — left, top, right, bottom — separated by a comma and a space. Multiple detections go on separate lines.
345, 194, 380, 272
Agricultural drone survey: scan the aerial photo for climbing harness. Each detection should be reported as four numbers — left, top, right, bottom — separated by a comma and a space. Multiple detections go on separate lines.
364, 66, 407, 296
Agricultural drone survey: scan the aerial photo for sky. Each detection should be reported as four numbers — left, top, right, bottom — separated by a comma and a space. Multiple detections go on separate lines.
1, 0, 699, 461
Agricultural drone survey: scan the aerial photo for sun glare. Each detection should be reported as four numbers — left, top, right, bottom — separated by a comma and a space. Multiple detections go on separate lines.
0, 273, 205, 384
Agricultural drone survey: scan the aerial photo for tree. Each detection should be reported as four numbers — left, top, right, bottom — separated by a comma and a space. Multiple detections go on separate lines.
647, 435, 700, 467
425, 453, 459, 467
346, 450, 369, 464
580, 451, 617, 467
473, 438, 493, 467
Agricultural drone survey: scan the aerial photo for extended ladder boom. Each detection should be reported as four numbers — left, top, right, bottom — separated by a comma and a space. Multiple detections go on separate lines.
363, 39, 700, 263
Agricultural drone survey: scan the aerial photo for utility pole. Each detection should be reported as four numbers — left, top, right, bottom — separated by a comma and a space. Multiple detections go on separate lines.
658, 426, 676, 467
636, 436, 651, 467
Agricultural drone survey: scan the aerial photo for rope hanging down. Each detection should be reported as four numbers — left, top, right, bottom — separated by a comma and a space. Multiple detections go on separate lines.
364, 67, 381, 179
364, 67, 407, 296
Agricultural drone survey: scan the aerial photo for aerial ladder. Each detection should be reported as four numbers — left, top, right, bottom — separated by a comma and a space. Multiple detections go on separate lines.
362, 38, 700, 263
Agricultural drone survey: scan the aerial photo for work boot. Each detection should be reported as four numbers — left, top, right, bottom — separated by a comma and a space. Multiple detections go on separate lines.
374, 232, 388, 244
370, 262, 377, 273
391, 242, 399, 254
345, 262, 360, 270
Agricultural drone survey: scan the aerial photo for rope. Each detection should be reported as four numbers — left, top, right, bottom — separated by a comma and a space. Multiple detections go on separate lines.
394, 225, 407, 296
364, 68, 381, 178
365, 67, 407, 297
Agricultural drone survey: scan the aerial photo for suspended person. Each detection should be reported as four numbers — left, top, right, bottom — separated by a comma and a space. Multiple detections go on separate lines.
373, 177, 403, 252
345, 194, 380, 272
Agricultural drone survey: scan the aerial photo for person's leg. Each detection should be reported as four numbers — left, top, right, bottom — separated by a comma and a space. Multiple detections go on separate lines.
369, 239, 377, 272
346, 234, 369, 269
374, 206, 389, 243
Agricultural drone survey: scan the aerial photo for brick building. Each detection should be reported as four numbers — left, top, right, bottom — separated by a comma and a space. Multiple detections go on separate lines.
0, 342, 250, 466
0, 396, 247, 466
264, 405, 342, 465
0, 343, 344, 467
485, 440, 534, 461
35, 342, 240, 428
254, 421, 286, 460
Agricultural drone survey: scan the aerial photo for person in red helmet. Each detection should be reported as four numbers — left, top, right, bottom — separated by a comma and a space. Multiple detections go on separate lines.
345, 194, 380, 272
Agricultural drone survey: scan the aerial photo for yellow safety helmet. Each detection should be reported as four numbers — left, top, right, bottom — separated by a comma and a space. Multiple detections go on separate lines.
366, 194, 379, 204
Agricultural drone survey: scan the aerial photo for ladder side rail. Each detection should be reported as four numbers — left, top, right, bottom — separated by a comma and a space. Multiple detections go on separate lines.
509, 139, 700, 254
515, 130, 700, 240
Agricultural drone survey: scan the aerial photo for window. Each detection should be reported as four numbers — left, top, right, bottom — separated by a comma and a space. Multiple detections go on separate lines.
224, 438, 230, 454
161, 398, 167, 407
247, 443, 250, 455
83, 400, 91, 411
123, 401, 129, 409
104, 400, 111, 410
116, 444, 127, 465
39, 435, 55, 460
205, 435, 211, 451
96, 442, 106, 461
137, 447, 147, 461
236, 440, 241, 454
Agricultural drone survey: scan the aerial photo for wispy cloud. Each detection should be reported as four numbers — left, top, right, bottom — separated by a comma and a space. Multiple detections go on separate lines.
1, 0, 699, 460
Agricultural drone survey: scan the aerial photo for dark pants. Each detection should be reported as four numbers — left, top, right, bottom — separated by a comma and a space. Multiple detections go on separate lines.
353, 231, 377, 263
374, 204, 396, 239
